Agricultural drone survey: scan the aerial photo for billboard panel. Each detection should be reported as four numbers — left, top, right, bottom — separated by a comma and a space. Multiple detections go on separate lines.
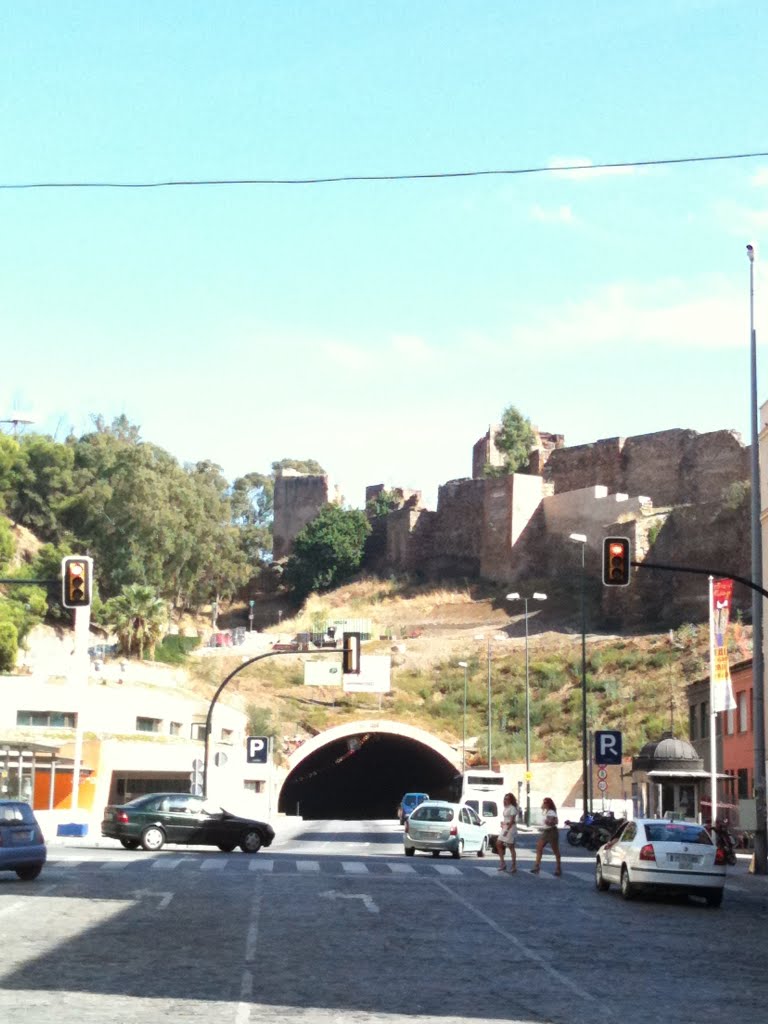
304, 661, 343, 687
343, 655, 391, 694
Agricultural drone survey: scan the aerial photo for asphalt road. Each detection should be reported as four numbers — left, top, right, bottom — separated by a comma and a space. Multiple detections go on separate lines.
1, 819, 766, 1024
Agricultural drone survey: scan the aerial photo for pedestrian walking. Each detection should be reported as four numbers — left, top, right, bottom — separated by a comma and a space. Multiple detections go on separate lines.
530, 797, 562, 876
496, 792, 519, 872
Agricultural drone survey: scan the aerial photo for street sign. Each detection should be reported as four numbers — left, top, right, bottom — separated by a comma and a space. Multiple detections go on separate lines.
597, 780, 608, 792
597, 768, 608, 780
247, 736, 269, 764
524, 771, 532, 781
594, 730, 622, 765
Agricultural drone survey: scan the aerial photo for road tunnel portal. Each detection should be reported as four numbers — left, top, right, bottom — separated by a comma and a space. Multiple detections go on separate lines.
278, 721, 461, 819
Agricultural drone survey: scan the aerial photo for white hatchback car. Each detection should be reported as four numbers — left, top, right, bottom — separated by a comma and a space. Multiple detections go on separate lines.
595, 818, 726, 907
404, 800, 490, 859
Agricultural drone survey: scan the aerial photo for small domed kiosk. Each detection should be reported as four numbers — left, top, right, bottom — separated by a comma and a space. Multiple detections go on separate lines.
632, 732, 710, 819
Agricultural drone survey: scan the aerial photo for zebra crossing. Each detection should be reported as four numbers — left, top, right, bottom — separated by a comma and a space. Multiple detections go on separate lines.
44, 852, 591, 880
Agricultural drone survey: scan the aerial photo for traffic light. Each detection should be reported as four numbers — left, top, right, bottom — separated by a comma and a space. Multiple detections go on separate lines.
342, 631, 361, 674
61, 555, 92, 608
602, 538, 631, 587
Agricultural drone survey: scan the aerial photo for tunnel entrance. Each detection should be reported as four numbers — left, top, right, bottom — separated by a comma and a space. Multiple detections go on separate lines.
278, 723, 460, 820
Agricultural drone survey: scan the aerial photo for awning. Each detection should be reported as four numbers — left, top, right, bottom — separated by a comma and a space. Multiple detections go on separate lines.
646, 769, 732, 780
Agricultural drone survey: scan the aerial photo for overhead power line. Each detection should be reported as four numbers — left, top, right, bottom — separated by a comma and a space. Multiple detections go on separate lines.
1, 149, 767, 190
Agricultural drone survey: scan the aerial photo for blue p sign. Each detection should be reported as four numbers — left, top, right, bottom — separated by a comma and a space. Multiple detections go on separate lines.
594, 730, 622, 765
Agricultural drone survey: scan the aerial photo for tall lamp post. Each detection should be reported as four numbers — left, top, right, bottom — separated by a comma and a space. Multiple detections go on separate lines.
570, 532, 590, 816
747, 243, 767, 874
474, 633, 503, 769
506, 592, 547, 826
457, 661, 469, 772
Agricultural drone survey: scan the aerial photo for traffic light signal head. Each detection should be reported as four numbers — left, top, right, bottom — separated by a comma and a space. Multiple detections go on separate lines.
342, 631, 361, 674
62, 555, 92, 608
602, 538, 631, 587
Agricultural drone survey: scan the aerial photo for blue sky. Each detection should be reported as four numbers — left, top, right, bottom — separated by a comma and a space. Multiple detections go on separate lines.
2, 2, 768, 508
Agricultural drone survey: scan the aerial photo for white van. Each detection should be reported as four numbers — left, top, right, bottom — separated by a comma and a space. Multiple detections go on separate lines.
462, 793, 504, 845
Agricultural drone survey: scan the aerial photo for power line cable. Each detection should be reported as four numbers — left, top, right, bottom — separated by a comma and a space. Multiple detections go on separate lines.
1, 149, 767, 190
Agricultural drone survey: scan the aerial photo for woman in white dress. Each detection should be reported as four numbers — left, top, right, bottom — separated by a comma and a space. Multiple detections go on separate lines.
495, 792, 519, 872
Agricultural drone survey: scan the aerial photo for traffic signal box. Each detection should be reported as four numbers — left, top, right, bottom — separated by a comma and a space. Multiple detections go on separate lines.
61, 555, 93, 608
342, 631, 361, 674
602, 537, 631, 587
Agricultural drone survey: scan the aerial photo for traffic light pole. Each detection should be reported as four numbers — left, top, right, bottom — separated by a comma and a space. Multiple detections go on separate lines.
202, 644, 353, 801
631, 558, 768, 874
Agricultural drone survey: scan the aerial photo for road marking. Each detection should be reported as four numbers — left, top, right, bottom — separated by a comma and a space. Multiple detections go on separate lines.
296, 860, 320, 873
150, 858, 185, 871
236, 884, 263, 1024
386, 863, 416, 874
432, 864, 462, 875
434, 878, 596, 1000
200, 858, 227, 871
320, 889, 379, 914
0, 901, 25, 917
342, 861, 369, 874
248, 858, 274, 871
100, 859, 132, 869
132, 889, 174, 910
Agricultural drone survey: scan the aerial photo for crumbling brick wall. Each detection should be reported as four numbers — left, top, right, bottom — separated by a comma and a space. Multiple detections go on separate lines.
272, 473, 329, 561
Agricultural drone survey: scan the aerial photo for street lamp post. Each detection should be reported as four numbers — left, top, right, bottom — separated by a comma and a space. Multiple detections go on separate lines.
474, 633, 501, 769
458, 661, 468, 772
506, 591, 547, 826
570, 533, 590, 816
747, 243, 767, 874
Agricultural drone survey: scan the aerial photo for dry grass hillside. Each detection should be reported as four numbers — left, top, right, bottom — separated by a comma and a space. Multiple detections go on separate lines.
188, 578, 745, 766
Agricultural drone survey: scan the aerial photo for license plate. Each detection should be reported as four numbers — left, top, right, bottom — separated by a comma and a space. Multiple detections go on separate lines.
422, 831, 441, 839
670, 853, 696, 868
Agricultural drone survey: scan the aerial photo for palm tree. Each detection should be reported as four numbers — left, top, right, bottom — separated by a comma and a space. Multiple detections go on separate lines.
104, 584, 168, 660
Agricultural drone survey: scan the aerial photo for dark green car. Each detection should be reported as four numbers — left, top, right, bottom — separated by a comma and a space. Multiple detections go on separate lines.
101, 792, 275, 853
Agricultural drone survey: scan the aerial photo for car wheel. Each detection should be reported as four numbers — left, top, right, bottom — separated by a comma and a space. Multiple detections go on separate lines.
218, 843, 237, 853
620, 866, 635, 900
477, 837, 487, 858
16, 864, 42, 881
404, 846, 415, 857
595, 859, 610, 892
431, 850, 440, 858
705, 888, 724, 908
240, 829, 263, 853
452, 841, 463, 860
120, 839, 140, 850
140, 826, 165, 852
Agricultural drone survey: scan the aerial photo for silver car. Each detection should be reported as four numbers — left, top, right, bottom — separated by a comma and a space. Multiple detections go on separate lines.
595, 818, 726, 907
403, 800, 490, 859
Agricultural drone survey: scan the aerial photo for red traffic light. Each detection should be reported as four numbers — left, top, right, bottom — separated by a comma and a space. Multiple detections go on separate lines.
602, 537, 631, 587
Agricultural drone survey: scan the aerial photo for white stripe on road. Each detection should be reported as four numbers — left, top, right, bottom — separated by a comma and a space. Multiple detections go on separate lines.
342, 861, 369, 874
432, 864, 462, 876
150, 858, 185, 871
248, 858, 274, 871
386, 863, 416, 874
296, 860, 320, 873
201, 858, 227, 871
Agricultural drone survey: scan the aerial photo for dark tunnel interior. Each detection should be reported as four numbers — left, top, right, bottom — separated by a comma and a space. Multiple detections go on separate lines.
278, 732, 459, 819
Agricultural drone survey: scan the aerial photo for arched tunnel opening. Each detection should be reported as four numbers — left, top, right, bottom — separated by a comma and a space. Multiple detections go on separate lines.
278, 731, 459, 819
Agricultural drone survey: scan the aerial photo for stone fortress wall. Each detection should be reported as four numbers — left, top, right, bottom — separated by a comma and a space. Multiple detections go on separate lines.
272, 424, 752, 625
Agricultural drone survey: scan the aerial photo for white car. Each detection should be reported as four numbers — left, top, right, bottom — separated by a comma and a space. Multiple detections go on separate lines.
403, 800, 490, 859
595, 818, 726, 907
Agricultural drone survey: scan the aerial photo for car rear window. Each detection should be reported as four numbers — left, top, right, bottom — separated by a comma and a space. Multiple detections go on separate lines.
644, 823, 712, 845
0, 803, 36, 825
411, 806, 455, 823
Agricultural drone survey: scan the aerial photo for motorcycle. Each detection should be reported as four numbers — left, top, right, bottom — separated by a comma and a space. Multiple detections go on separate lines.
583, 811, 625, 851
711, 818, 738, 866
565, 813, 593, 847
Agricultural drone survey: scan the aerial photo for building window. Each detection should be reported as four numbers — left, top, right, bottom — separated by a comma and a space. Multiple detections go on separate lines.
738, 691, 749, 733
169, 721, 182, 736
190, 723, 206, 741
220, 728, 234, 744
727, 706, 736, 735
700, 701, 709, 739
689, 705, 697, 741
244, 780, 264, 794
16, 710, 77, 728
136, 716, 162, 733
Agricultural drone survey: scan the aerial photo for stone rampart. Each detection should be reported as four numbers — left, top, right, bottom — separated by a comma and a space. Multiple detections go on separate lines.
272, 473, 329, 561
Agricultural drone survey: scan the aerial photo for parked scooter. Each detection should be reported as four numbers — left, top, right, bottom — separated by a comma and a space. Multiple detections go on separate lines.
711, 818, 738, 865
583, 811, 625, 851
565, 813, 593, 847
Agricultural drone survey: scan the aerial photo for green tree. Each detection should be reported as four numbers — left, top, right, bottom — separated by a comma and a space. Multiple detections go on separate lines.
272, 458, 325, 476
7, 434, 76, 541
0, 620, 18, 672
284, 504, 371, 600
103, 584, 168, 660
231, 471, 274, 564
485, 405, 535, 476
365, 489, 402, 518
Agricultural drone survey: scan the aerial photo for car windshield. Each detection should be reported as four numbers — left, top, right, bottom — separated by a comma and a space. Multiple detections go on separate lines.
0, 803, 35, 825
411, 806, 454, 823
644, 823, 712, 845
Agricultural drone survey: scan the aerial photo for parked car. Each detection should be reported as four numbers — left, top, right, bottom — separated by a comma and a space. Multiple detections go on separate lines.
101, 793, 275, 853
595, 818, 727, 907
397, 791, 430, 825
0, 800, 47, 881
404, 800, 490, 858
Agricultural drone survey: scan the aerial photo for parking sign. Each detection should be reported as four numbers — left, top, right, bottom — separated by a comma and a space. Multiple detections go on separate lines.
594, 730, 622, 765
247, 736, 269, 764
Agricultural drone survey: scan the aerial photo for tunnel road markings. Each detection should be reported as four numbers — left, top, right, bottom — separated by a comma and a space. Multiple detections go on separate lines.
320, 890, 379, 914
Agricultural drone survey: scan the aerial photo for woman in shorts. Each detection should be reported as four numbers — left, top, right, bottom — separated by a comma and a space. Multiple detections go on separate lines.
495, 792, 520, 872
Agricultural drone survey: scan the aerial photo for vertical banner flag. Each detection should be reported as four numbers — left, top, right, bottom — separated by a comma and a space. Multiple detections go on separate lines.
710, 578, 736, 713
